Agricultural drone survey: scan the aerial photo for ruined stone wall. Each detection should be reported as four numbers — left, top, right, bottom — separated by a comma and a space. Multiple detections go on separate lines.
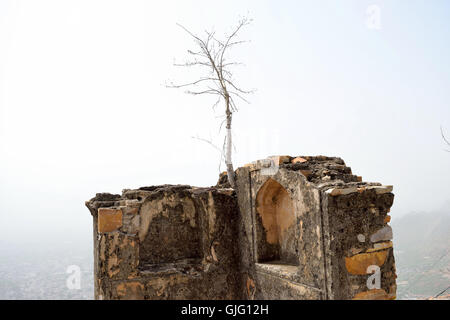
235, 162, 326, 300
86, 185, 241, 299
234, 155, 396, 300
322, 186, 396, 299
86, 155, 397, 300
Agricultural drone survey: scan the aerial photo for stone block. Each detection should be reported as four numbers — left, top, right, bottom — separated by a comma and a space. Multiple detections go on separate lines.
367, 185, 393, 194
327, 187, 358, 196
98, 208, 123, 233
352, 289, 389, 300
345, 250, 388, 275
291, 157, 308, 164
370, 225, 393, 243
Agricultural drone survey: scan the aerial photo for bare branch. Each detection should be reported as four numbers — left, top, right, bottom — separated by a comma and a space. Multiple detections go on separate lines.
184, 85, 226, 97
176, 23, 206, 46
223, 79, 254, 95
219, 17, 251, 75
211, 97, 222, 111
228, 90, 251, 104
222, 62, 244, 68
228, 96, 238, 112
219, 117, 227, 133
186, 50, 209, 59
191, 135, 225, 163
173, 60, 211, 68
166, 78, 214, 89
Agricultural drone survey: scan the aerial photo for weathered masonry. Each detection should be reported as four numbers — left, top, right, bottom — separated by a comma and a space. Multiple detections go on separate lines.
86, 155, 396, 300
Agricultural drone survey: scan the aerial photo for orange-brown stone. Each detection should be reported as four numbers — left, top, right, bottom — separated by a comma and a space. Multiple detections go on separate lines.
384, 215, 391, 223
352, 289, 389, 300
98, 208, 123, 233
292, 157, 308, 164
345, 250, 388, 275
299, 170, 312, 178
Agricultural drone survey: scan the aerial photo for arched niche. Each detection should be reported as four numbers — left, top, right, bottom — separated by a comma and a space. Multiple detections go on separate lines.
255, 178, 298, 265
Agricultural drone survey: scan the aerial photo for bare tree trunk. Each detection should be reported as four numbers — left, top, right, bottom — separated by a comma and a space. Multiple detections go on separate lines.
168, 19, 253, 189
225, 98, 236, 188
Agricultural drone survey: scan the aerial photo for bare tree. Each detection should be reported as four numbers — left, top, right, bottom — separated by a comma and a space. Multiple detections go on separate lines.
167, 18, 253, 189
441, 126, 450, 152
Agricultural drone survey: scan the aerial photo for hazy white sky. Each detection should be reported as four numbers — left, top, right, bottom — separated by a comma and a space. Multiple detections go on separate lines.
1, 0, 449, 243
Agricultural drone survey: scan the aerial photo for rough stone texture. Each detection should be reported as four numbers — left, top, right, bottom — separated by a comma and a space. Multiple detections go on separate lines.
352, 289, 390, 300
234, 155, 396, 300
97, 208, 123, 233
235, 164, 327, 299
86, 185, 240, 300
370, 225, 393, 243
86, 155, 397, 300
344, 251, 389, 275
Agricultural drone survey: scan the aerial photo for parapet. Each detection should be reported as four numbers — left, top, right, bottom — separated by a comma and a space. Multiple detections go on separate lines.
86, 185, 239, 299
235, 155, 396, 300
86, 155, 396, 300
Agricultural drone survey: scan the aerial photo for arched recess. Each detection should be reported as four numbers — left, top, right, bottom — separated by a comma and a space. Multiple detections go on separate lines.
255, 178, 298, 265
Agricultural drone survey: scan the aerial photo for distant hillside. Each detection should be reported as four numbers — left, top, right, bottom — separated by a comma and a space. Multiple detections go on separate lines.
392, 210, 450, 300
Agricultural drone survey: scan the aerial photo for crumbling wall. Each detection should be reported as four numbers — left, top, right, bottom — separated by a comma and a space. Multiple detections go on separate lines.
235, 158, 328, 300
323, 186, 396, 299
234, 155, 396, 300
86, 155, 397, 300
86, 185, 241, 300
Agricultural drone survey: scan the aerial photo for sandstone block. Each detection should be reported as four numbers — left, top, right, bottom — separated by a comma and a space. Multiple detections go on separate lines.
291, 157, 308, 164
352, 289, 389, 300
327, 187, 358, 196
370, 225, 393, 243
98, 208, 123, 233
367, 185, 393, 194
345, 250, 388, 275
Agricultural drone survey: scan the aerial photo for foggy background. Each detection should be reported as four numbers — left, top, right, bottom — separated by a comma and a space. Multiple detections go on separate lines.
1, 0, 449, 299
